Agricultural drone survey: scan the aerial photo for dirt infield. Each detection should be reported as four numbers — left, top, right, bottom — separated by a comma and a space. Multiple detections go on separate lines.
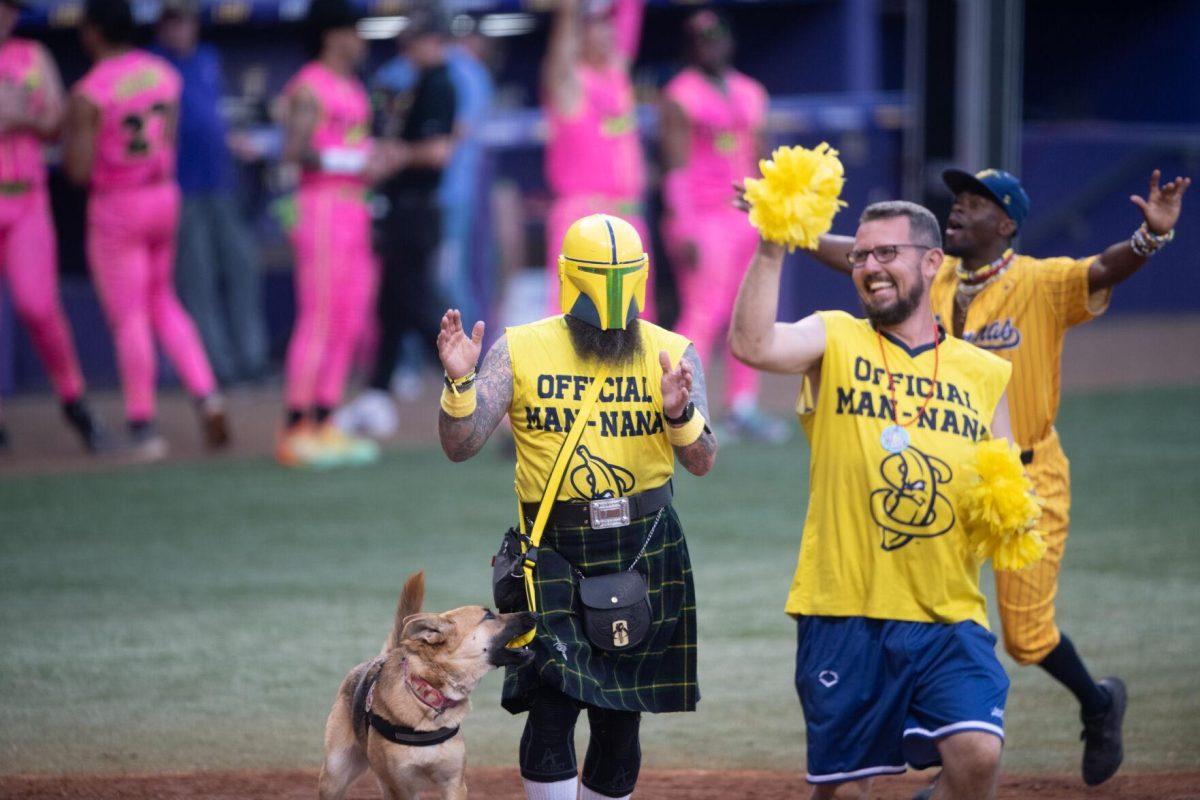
2, 768, 1198, 799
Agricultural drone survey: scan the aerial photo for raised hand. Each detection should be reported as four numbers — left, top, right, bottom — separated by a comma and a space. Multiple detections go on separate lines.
437, 309, 484, 380
1131, 169, 1191, 235
659, 350, 693, 420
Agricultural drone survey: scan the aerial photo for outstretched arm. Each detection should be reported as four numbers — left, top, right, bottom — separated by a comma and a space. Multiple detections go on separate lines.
1088, 169, 1190, 292
728, 240, 828, 374
660, 347, 716, 476
541, 0, 582, 116
990, 391, 1013, 444
437, 311, 513, 462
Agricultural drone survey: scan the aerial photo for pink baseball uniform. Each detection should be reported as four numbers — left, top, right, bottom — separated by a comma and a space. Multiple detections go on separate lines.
281, 61, 375, 412
663, 66, 767, 407
76, 49, 215, 422
0, 37, 85, 404
543, 0, 653, 318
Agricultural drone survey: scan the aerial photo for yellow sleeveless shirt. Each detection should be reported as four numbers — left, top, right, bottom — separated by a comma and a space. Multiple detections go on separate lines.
507, 316, 691, 503
788, 311, 1012, 626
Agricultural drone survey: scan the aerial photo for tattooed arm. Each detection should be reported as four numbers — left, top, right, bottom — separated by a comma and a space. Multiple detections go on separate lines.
661, 345, 717, 476
437, 310, 514, 462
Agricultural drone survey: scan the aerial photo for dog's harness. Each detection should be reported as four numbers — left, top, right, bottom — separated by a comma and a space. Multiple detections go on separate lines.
352, 658, 460, 747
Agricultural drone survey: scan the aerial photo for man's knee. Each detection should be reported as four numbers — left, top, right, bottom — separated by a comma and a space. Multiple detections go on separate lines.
939, 731, 1002, 798
1000, 625, 1058, 666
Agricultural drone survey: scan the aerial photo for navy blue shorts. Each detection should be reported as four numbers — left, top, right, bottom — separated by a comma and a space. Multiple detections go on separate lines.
795, 616, 1009, 784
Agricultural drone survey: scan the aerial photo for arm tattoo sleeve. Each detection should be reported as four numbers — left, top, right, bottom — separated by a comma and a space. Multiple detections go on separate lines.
673, 344, 717, 476
438, 335, 514, 462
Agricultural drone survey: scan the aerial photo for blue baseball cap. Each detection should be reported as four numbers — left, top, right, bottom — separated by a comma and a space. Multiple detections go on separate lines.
943, 168, 1030, 229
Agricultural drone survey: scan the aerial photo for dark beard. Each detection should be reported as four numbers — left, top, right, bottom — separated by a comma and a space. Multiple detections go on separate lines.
565, 315, 644, 365
862, 277, 924, 328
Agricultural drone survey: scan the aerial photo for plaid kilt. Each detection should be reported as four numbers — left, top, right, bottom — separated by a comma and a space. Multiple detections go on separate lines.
501, 504, 699, 714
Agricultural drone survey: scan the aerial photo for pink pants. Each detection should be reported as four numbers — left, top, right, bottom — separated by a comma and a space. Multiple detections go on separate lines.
668, 205, 760, 407
0, 187, 85, 405
87, 182, 216, 422
545, 193, 655, 322
284, 183, 375, 411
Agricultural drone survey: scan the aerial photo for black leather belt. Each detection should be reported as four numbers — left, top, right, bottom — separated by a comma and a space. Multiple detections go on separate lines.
523, 482, 673, 530
1020, 449, 1033, 465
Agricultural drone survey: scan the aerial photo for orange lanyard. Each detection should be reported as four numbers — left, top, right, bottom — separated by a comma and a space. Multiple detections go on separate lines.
876, 328, 940, 429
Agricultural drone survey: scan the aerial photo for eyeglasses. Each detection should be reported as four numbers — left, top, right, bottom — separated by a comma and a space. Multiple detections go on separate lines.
846, 244, 931, 268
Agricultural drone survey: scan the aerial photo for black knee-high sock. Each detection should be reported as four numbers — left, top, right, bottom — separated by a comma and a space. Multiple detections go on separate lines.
582, 707, 641, 797
520, 688, 581, 783
1039, 634, 1110, 716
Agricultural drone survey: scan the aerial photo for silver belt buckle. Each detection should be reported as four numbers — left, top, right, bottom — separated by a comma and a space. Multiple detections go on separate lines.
588, 497, 630, 529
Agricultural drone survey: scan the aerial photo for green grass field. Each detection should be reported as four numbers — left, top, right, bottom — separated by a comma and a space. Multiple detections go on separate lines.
2, 387, 1198, 776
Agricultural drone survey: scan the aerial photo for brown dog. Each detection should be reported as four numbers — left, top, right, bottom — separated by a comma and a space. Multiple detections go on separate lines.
318, 572, 536, 799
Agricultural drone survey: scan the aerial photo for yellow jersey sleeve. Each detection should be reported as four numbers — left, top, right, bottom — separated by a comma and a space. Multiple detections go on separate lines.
1031, 255, 1109, 329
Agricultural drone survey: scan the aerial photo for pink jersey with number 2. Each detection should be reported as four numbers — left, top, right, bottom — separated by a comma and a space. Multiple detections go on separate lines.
664, 66, 766, 210
75, 50, 180, 191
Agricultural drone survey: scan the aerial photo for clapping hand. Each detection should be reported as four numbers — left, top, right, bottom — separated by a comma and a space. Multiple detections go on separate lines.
659, 350, 693, 420
1132, 169, 1191, 235
438, 309, 484, 380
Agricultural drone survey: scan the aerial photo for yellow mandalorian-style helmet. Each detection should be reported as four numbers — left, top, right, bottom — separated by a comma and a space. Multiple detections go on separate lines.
558, 214, 648, 330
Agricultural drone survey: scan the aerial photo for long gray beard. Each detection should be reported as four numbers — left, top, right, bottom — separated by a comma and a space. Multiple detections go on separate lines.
565, 315, 644, 366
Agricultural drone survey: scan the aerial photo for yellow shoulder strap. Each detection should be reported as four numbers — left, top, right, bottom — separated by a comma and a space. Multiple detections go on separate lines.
511, 363, 610, 646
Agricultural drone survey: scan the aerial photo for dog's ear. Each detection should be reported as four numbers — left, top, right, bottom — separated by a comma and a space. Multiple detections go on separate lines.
401, 614, 450, 647
385, 572, 427, 653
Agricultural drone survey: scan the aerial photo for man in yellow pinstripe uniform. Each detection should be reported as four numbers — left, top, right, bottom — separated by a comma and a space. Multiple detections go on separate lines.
808, 166, 1191, 787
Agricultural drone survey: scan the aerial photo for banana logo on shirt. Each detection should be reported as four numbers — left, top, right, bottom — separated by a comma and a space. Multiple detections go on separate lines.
568, 445, 636, 499
869, 446, 956, 551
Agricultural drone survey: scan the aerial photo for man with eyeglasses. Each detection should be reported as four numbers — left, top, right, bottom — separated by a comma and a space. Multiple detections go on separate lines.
730, 200, 1016, 799
801, 167, 1190, 789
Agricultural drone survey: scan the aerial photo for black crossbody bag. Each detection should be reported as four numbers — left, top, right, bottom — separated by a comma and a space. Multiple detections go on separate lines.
490, 365, 656, 652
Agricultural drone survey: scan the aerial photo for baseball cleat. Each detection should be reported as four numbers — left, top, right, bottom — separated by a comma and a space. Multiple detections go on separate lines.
1081, 676, 1126, 786
276, 424, 334, 469
333, 389, 398, 439
197, 394, 231, 450
128, 425, 168, 462
62, 399, 112, 454
314, 423, 380, 466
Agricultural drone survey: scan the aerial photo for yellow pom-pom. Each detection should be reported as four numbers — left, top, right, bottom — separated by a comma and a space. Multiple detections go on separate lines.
744, 143, 848, 252
958, 439, 1046, 571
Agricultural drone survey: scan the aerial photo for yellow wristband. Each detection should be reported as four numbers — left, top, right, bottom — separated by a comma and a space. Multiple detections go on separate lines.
666, 410, 706, 447
440, 384, 477, 418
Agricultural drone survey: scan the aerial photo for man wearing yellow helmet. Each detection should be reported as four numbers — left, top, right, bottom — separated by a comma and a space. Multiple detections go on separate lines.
437, 213, 717, 800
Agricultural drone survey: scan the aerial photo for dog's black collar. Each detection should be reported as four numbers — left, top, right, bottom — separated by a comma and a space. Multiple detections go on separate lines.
353, 658, 460, 748
367, 711, 460, 747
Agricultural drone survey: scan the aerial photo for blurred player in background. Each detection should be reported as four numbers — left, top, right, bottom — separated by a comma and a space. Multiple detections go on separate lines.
335, 0, 456, 440
64, 0, 227, 460
806, 166, 1190, 789
153, 0, 268, 386
275, 0, 394, 468
0, 0, 106, 454
541, 0, 652, 318
660, 10, 786, 442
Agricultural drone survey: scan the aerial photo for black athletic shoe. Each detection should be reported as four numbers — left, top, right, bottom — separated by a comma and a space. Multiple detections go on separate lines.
62, 399, 111, 454
1082, 676, 1126, 786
